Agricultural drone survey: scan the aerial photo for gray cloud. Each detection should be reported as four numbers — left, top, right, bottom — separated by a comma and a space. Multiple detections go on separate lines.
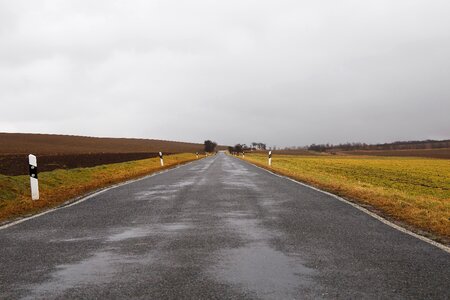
1, 0, 449, 147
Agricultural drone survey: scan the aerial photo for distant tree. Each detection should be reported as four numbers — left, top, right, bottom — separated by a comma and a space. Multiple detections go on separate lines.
234, 144, 243, 153
204, 140, 217, 153
243, 144, 252, 151
247, 142, 267, 150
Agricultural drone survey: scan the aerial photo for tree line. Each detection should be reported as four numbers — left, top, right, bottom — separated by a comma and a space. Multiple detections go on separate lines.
228, 142, 268, 154
225, 139, 450, 154
203, 140, 267, 154
306, 139, 450, 152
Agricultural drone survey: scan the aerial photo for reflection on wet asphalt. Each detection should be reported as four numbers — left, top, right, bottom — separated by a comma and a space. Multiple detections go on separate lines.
0, 153, 449, 299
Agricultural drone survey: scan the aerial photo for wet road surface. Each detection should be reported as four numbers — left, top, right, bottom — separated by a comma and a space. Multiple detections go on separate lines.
0, 152, 449, 299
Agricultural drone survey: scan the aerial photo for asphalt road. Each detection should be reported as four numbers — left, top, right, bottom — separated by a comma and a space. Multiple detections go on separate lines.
0, 152, 449, 299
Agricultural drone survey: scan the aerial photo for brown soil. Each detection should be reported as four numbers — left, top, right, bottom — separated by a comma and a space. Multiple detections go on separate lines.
0, 132, 205, 155
0, 132, 224, 175
0, 153, 166, 176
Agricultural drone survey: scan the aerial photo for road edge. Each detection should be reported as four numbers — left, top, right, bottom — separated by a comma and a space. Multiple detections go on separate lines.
237, 157, 450, 254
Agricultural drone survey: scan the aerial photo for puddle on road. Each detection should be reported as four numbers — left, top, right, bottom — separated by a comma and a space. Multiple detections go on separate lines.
107, 227, 151, 242
25, 222, 193, 298
212, 243, 315, 299
107, 223, 192, 242
187, 166, 202, 171
187, 160, 214, 172
223, 180, 258, 189
186, 199, 199, 206
221, 164, 261, 190
211, 205, 317, 299
172, 179, 195, 188
133, 178, 195, 200
221, 176, 258, 190
225, 218, 267, 241
160, 223, 191, 231
134, 189, 178, 200
23, 250, 153, 300
216, 211, 251, 218
194, 176, 209, 186
52, 236, 99, 243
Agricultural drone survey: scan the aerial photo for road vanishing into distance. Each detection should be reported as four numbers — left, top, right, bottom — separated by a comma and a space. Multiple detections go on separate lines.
1, 152, 449, 299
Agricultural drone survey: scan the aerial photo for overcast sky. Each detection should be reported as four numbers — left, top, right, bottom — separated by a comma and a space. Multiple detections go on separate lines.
1, 0, 449, 147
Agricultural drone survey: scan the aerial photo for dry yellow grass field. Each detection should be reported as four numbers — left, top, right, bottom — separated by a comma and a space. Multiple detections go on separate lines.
0, 153, 198, 223
242, 153, 450, 243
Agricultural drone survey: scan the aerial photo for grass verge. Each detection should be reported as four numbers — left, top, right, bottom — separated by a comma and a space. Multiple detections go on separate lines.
241, 153, 450, 243
0, 153, 199, 224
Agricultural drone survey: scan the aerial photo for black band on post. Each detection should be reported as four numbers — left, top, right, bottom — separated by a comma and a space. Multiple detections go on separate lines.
29, 165, 38, 179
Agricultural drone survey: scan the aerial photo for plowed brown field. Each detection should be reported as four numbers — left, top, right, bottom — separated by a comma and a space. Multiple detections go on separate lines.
0, 133, 211, 175
0, 133, 205, 154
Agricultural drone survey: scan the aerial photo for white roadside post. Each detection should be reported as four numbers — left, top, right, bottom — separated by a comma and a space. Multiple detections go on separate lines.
242, 151, 245, 158
268, 151, 272, 166
159, 152, 164, 166
196, 152, 199, 159
28, 154, 39, 200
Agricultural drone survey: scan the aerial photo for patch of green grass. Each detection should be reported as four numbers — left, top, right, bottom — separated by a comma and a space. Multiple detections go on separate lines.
0, 153, 198, 223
